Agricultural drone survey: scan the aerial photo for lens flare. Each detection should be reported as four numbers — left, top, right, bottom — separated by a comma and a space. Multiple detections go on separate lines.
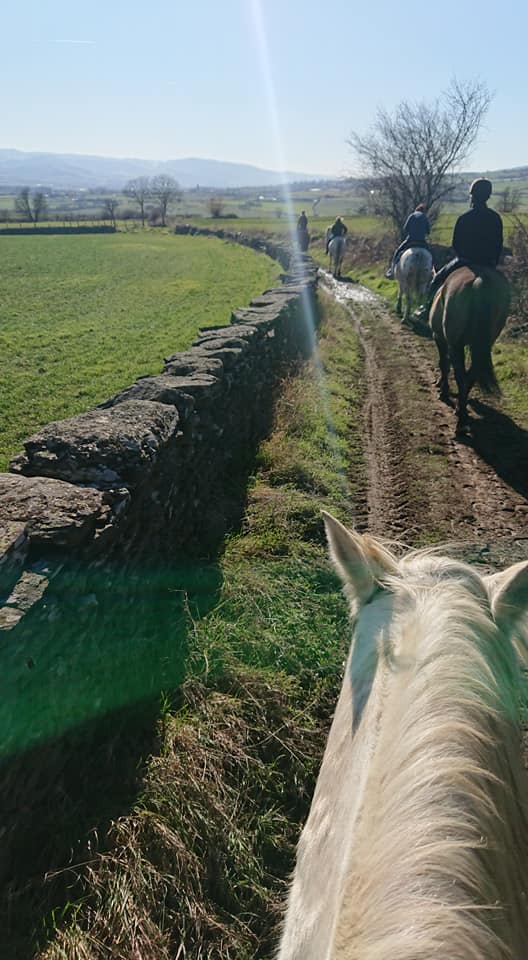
249, 0, 351, 503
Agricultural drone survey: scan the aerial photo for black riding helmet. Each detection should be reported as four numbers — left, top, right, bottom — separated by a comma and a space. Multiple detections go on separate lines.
470, 178, 492, 204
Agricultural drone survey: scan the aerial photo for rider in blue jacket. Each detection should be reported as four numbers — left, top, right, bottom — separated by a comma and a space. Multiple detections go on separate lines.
387, 204, 431, 278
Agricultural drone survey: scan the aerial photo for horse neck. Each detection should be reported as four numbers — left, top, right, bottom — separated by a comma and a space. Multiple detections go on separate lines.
335, 575, 528, 958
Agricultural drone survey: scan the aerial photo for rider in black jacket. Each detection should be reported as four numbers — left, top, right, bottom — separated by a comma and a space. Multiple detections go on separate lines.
297, 210, 308, 231
416, 179, 503, 317
326, 216, 348, 253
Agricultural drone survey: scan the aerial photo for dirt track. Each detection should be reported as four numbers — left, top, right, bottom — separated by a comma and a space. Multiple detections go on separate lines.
320, 271, 528, 570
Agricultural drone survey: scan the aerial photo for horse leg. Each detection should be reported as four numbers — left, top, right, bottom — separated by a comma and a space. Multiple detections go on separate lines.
396, 288, 403, 318
404, 291, 411, 323
434, 335, 450, 402
451, 344, 470, 434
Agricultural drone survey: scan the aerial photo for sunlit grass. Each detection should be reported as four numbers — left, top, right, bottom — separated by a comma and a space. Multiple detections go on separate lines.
0, 231, 279, 468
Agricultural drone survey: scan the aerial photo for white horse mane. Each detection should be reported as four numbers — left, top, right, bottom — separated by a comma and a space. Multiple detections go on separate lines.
278, 517, 528, 960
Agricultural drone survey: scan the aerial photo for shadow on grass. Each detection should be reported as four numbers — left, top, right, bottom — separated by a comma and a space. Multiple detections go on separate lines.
0, 557, 224, 959
467, 397, 528, 501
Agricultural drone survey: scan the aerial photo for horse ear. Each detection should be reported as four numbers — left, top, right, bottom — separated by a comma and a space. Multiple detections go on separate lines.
322, 512, 398, 609
487, 560, 528, 633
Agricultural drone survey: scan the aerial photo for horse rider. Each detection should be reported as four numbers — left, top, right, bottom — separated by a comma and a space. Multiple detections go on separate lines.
297, 209, 309, 250
386, 203, 431, 278
415, 178, 503, 318
297, 210, 308, 232
326, 216, 348, 253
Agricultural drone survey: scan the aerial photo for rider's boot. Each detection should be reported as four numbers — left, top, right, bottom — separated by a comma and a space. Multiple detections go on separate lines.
414, 287, 435, 321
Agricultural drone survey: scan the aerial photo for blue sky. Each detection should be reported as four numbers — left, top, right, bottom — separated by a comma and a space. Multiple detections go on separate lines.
2, 0, 527, 176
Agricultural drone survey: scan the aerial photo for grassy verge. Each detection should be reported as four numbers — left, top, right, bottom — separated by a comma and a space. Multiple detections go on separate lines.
493, 340, 528, 427
34, 291, 365, 960
0, 232, 279, 469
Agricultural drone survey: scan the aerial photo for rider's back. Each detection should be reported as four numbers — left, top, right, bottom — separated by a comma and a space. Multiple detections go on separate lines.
403, 210, 430, 243
452, 206, 503, 267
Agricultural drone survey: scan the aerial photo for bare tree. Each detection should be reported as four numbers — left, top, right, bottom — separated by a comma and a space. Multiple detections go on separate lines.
348, 79, 492, 229
32, 191, 48, 225
149, 174, 181, 227
102, 197, 119, 229
124, 176, 151, 227
15, 187, 34, 223
499, 185, 522, 214
208, 196, 225, 218
14, 187, 49, 225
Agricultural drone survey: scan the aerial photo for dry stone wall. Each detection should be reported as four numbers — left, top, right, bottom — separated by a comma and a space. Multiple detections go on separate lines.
0, 238, 317, 776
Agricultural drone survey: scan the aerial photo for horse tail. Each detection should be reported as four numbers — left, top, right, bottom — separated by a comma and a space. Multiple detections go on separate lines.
468, 276, 501, 395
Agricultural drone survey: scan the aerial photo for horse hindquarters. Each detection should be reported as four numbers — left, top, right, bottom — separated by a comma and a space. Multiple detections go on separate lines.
466, 275, 508, 396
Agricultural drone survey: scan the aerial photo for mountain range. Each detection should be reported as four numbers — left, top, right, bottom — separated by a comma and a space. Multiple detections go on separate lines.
0, 150, 328, 190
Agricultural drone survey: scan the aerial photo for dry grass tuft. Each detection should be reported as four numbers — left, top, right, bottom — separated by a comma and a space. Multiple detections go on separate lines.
39, 666, 335, 960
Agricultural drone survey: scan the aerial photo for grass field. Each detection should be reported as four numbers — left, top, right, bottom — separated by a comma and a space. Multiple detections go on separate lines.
0, 231, 280, 470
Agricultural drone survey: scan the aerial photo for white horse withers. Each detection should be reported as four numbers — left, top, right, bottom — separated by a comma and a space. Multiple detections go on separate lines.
277, 513, 528, 960
394, 245, 433, 321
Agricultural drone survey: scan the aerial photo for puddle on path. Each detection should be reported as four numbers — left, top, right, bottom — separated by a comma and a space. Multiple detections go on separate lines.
318, 270, 379, 306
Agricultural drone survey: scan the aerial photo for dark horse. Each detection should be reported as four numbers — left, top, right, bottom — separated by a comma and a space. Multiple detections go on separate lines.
429, 266, 511, 436
297, 226, 310, 252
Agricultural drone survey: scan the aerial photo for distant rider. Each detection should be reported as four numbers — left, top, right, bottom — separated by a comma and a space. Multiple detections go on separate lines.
386, 203, 431, 278
297, 209, 309, 250
297, 210, 308, 232
415, 179, 503, 318
326, 216, 348, 253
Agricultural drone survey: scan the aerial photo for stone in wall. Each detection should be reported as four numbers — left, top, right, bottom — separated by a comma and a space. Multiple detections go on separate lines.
10, 400, 180, 489
0, 474, 124, 550
0, 521, 29, 597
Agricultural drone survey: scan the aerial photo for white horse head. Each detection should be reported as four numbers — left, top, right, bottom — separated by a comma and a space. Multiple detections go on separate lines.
395, 246, 433, 321
278, 514, 528, 960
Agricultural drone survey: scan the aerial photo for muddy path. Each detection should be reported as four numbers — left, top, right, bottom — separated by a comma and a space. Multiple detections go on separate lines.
320, 272, 528, 570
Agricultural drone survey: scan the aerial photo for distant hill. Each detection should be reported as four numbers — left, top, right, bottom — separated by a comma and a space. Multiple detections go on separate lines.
0, 150, 328, 190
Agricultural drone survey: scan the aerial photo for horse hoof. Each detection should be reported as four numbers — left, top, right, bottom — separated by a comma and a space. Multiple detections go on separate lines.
455, 422, 471, 439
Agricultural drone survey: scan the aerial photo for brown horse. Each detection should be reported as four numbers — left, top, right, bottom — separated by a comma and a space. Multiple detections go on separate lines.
429, 266, 510, 435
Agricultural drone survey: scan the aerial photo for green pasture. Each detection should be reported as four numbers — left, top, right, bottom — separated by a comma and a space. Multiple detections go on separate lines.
0, 231, 280, 470
1, 171, 527, 229
176, 213, 387, 239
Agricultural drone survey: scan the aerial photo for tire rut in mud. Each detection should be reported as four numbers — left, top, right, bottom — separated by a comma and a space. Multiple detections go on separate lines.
321, 272, 528, 566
